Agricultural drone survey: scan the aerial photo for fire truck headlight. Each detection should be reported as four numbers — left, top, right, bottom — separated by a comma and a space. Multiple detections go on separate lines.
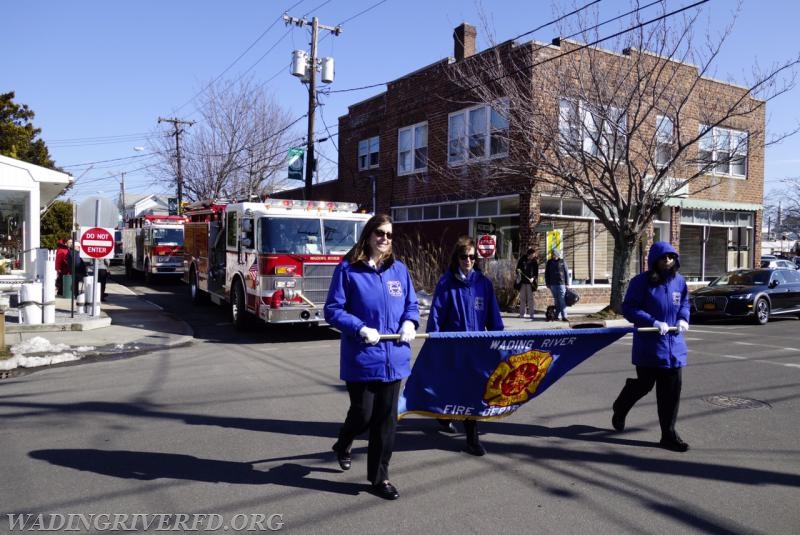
274, 279, 297, 289
275, 265, 297, 275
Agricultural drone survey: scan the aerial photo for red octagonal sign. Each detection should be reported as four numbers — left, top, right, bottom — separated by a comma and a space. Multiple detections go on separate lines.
80, 227, 114, 259
476, 234, 496, 258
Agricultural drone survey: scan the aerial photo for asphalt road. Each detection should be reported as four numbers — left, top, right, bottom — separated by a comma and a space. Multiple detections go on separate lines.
0, 272, 798, 534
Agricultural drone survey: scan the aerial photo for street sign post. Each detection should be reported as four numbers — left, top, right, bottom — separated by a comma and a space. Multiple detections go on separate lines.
476, 234, 497, 258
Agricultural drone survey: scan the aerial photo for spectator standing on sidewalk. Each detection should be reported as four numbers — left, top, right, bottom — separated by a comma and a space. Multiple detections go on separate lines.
516, 247, 539, 319
545, 248, 569, 321
611, 241, 691, 452
324, 214, 420, 501
428, 235, 504, 456
55, 238, 69, 296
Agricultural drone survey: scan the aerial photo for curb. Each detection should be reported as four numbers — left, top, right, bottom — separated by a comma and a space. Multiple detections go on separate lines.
5, 316, 112, 333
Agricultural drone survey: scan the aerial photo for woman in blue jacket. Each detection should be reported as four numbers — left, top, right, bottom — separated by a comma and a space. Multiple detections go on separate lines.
324, 214, 419, 500
427, 236, 504, 456
612, 241, 691, 452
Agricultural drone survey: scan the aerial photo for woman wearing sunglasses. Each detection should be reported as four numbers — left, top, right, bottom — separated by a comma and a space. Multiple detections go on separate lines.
427, 235, 504, 456
612, 241, 691, 452
324, 214, 420, 500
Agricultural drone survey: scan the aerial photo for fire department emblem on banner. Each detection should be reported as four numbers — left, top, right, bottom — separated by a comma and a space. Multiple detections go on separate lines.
483, 349, 553, 407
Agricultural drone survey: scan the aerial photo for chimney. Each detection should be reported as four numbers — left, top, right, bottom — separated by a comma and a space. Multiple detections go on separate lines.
453, 23, 477, 61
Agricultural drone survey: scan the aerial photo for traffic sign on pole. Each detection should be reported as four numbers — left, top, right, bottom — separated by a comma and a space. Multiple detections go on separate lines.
476, 234, 497, 258
80, 227, 115, 259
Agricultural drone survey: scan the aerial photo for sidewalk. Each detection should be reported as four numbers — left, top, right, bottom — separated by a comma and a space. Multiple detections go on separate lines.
1, 280, 194, 377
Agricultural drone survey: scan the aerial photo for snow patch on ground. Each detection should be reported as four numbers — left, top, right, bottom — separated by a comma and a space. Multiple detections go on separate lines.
0, 337, 96, 370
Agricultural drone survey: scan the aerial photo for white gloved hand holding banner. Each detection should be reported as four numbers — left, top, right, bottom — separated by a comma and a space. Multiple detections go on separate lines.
399, 320, 417, 343
359, 326, 380, 345
653, 320, 670, 335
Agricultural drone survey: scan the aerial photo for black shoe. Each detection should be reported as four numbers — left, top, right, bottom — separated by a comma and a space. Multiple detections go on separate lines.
437, 419, 456, 433
372, 481, 399, 500
659, 435, 689, 452
332, 443, 351, 470
465, 441, 486, 456
612, 411, 626, 432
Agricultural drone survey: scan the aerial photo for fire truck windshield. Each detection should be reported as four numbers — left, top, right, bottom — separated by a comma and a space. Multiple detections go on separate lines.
151, 228, 184, 246
259, 217, 364, 255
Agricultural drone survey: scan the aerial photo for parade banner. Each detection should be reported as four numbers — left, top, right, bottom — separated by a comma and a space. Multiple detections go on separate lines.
398, 327, 632, 420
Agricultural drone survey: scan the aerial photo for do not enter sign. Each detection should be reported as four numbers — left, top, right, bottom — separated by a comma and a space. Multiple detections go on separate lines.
80, 227, 115, 259
476, 234, 497, 258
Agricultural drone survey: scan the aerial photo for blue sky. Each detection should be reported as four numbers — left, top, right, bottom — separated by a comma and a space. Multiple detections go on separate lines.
3, 0, 799, 206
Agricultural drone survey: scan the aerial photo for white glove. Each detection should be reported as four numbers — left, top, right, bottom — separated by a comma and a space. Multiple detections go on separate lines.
359, 326, 380, 345
653, 320, 670, 335
678, 320, 689, 333
399, 320, 416, 343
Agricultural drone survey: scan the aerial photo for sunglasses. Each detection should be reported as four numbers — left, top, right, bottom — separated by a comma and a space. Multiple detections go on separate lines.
663, 253, 677, 260
373, 229, 393, 240
459, 254, 477, 261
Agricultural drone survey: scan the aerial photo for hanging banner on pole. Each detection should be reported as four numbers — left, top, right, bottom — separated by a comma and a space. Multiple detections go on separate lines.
287, 147, 304, 181
546, 229, 563, 259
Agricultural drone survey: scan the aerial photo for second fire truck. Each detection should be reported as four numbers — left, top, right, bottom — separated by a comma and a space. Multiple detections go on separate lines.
183, 198, 372, 329
122, 214, 187, 282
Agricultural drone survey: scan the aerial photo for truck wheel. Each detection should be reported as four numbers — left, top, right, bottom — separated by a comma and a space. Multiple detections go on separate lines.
231, 280, 248, 330
144, 260, 152, 284
189, 266, 204, 304
124, 257, 133, 279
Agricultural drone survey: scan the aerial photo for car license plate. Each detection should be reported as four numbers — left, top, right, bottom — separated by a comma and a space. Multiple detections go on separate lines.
703, 302, 716, 310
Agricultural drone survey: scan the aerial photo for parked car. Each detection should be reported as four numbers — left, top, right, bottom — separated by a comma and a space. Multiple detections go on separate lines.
760, 258, 798, 270
690, 268, 800, 325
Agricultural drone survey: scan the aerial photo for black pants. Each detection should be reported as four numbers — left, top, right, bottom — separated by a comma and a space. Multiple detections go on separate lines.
336, 379, 401, 486
613, 366, 683, 439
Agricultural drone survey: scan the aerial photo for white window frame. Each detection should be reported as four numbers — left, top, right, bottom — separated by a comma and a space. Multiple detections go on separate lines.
698, 125, 748, 177
559, 98, 626, 160
448, 100, 509, 165
358, 136, 380, 171
397, 122, 428, 175
655, 114, 674, 169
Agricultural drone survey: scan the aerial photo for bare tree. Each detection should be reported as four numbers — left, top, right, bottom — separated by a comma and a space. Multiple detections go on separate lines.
440, 1, 799, 311
154, 77, 296, 203
764, 177, 800, 239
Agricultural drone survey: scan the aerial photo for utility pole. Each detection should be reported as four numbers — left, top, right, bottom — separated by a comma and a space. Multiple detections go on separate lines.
119, 172, 126, 226
284, 14, 341, 200
158, 117, 195, 212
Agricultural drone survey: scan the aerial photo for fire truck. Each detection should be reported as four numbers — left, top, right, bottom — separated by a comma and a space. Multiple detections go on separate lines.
183, 198, 372, 329
122, 214, 187, 282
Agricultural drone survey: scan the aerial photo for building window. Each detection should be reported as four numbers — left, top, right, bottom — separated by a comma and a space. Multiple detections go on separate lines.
358, 136, 379, 171
655, 115, 674, 168
559, 99, 626, 160
698, 125, 748, 177
448, 101, 509, 165
398, 122, 428, 175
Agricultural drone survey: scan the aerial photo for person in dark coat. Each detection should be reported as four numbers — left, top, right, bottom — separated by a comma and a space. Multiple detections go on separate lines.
64, 240, 87, 296
516, 247, 539, 319
544, 248, 570, 321
324, 214, 420, 500
427, 235, 504, 456
612, 241, 691, 452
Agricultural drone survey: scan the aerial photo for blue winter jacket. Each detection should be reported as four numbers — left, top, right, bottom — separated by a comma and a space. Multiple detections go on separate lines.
622, 241, 690, 369
324, 257, 420, 382
426, 269, 504, 333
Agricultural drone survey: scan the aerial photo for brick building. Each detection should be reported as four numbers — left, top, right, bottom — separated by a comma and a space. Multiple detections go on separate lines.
305, 23, 765, 300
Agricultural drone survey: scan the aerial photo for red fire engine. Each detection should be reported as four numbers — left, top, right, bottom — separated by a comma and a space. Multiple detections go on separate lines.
122, 214, 187, 282
183, 198, 372, 329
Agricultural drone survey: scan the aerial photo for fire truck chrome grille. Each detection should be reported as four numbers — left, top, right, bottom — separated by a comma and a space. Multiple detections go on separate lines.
303, 264, 337, 304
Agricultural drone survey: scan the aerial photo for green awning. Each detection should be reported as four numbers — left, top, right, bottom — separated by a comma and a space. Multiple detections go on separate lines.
664, 198, 762, 211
